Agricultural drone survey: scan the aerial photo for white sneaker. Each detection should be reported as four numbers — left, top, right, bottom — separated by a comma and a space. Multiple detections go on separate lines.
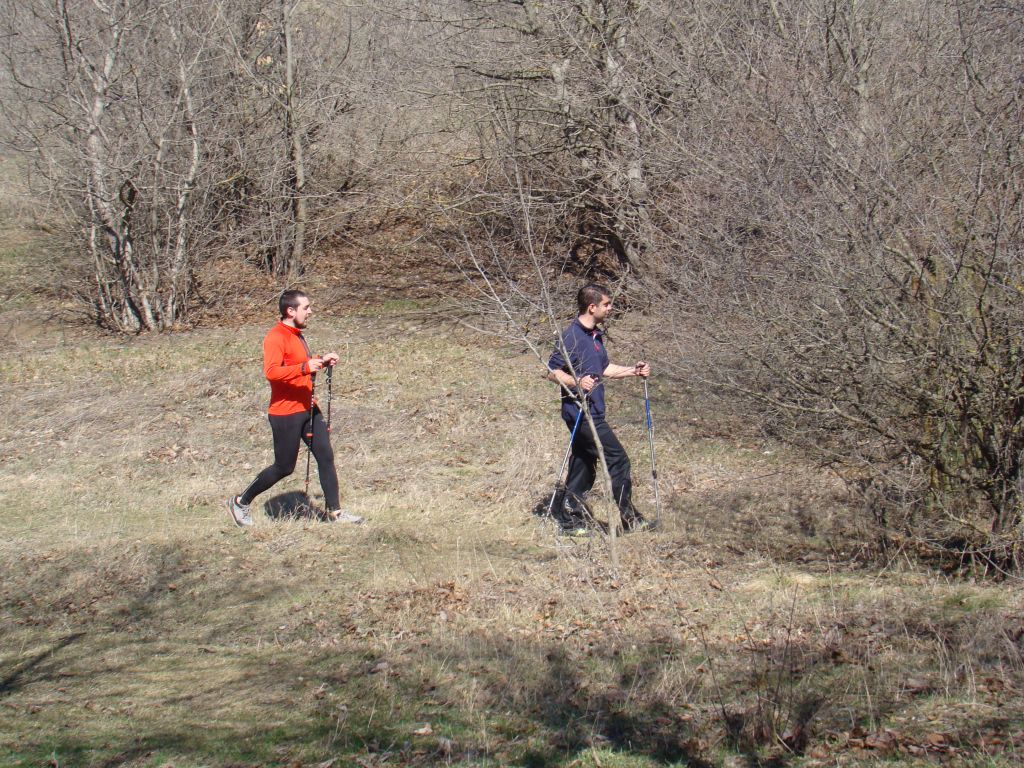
327, 510, 364, 524
226, 496, 253, 527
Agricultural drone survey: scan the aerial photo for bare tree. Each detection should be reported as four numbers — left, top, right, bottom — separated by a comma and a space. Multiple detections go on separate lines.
206, 0, 426, 279
0, 0, 409, 322
0, 0, 218, 331
422, 0, 679, 282
651, 0, 1024, 567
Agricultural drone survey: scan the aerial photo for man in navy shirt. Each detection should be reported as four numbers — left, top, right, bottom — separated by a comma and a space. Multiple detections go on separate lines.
547, 283, 653, 534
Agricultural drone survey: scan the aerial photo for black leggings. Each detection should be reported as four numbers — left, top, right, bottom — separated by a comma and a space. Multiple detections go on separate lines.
240, 407, 340, 510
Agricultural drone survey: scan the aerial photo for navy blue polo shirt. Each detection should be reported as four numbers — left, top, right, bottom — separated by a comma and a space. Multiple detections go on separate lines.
548, 318, 610, 419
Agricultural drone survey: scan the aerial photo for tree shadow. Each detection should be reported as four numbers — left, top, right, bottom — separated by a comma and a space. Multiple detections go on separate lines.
0, 631, 85, 697
518, 645, 712, 766
4, 540, 1011, 767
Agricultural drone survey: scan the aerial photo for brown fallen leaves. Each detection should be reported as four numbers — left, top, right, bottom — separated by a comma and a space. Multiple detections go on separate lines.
839, 727, 957, 757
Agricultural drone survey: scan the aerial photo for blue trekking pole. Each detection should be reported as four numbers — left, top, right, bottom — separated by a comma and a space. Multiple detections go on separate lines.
546, 395, 587, 517
643, 377, 662, 523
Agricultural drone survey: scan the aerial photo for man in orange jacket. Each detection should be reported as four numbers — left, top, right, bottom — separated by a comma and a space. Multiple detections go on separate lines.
226, 289, 362, 526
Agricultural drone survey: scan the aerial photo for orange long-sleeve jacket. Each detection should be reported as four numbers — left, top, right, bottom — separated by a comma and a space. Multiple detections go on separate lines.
263, 321, 318, 416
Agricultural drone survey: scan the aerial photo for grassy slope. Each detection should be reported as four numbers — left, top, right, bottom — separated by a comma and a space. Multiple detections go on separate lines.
1, 229, 1023, 765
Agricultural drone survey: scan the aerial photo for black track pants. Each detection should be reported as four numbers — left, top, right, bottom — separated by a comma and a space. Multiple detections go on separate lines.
563, 415, 635, 515
240, 407, 340, 510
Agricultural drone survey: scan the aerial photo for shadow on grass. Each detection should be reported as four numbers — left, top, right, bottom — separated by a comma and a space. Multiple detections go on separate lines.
530, 492, 609, 535
4, 539, 1018, 767
264, 490, 323, 521
0, 634, 952, 768
0, 592, 838, 767
0, 566, 863, 768
523, 646, 713, 767
0, 631, 85, 697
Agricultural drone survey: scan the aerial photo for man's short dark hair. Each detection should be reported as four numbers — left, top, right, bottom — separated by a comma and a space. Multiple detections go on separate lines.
279, 289, 308, 319
577, 283, 610, 315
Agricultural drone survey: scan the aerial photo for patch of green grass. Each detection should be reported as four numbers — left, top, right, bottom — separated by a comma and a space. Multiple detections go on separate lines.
939, 588, 1007, 616
374, 297, 431, 313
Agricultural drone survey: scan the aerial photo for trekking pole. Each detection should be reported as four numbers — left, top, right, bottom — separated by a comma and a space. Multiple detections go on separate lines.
304, 367, 318, 499
643, 376, 662, 523
325, 364, 333, 433
546, 393, 587, 516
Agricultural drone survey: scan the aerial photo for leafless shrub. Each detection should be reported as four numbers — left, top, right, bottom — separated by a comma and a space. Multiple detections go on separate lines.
0, 0, 218, 330
0, 0, 427, 328
646, 1, 1024, 569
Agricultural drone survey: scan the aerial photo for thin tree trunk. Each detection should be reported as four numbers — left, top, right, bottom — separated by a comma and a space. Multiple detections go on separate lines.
166, 17, 201, 325
281, 0, 306, 279
81, 20, 149, 331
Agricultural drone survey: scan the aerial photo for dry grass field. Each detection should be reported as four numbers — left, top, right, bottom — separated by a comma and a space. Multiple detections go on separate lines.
2, 209, 1024, 766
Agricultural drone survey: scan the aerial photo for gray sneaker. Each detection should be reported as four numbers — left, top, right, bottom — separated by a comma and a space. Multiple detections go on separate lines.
327, 510, 364, 524
226, 496, 253, 527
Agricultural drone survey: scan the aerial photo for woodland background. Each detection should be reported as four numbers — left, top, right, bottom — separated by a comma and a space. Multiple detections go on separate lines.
2, 2, 1024, 766
4, 0, 1022, 566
